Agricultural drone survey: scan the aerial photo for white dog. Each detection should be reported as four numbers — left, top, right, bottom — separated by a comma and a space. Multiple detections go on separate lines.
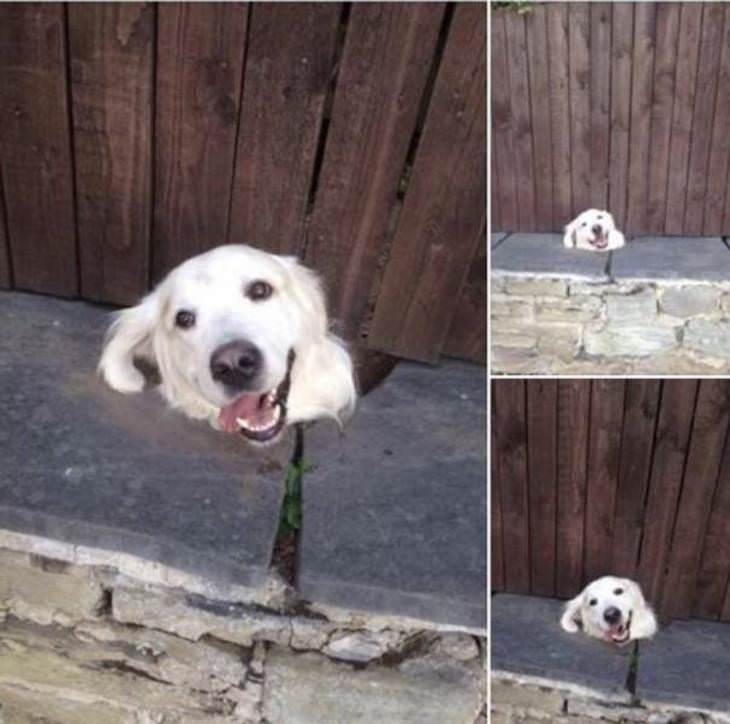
563, 209, 625, 251
560, 576, 658, 645
99, 245, 357, 445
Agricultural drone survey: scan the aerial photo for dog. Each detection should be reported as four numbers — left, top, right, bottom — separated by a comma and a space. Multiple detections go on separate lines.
560, 576, 658, 645
99, 244, 357, 445
563, 209, 625, 251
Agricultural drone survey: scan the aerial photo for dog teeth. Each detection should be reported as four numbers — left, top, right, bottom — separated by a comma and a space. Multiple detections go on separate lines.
236, 406, 281, 433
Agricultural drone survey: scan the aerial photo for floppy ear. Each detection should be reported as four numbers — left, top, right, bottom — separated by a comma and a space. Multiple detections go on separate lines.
563, 222, 577, 249
98, 290, 162, 394
560, 593, 584, 633
627, 581, 658, 640
608, 229, 626, 249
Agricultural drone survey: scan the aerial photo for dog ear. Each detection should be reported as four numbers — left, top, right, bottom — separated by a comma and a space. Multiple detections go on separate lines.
560, 593, 584, 633
626, 580, 658, 640
277, 256, 329, 338
563, 223, 577, 249
98, 289, 162, 394
608, 229, 626, 249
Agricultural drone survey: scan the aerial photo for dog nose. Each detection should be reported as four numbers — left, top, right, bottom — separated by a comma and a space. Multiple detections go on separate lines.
603, 606, 621, 625
210, 341, 262, 390
592, 224, 603, 235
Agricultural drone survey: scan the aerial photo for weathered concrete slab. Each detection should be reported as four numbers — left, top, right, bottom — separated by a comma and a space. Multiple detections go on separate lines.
0, 292, 290, 589
491, 594, 632, 700
612, 236, 730, 282
298, 361, 486, 630
491, 233, 610, 280
637, 618, 730, 712
491, 233, 507, 250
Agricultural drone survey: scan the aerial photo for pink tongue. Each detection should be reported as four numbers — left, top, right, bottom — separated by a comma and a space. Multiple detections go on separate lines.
219, 394, 270, 433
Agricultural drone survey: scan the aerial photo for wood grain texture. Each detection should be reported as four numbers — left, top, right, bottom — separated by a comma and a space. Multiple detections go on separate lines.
68, 2, 154, 304
568, 3, 590, 218
491, 381, 504, 592
367, 4, 485, 362
527, 380, 557, 596
153, 2, 248, 280
0, 3, 78, 296
227, 3, 340, 255
0, 178, 10, 288
304, 3, 444, 339
588, 3, 611, 211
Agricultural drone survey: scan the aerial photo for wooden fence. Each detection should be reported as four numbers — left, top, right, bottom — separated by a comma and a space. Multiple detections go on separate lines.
0, 3, 486, 365
492, 2, 730, 238
492, 379, 730, 622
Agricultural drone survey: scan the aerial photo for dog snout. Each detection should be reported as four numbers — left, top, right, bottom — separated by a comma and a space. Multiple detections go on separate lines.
210, 340, 262, 390
603, 606, 621, 625
591, 224, 603, 235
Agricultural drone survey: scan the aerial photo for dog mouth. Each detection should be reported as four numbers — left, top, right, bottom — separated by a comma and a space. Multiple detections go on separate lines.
605, 611, 632, 645
591, 233, 608, 249
218, 350, 295, 443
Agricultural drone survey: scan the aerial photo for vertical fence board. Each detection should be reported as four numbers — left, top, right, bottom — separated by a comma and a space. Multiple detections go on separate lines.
367, 3, 485, 362
0, 3, 78, 297
491, 10, 517, 231
527, 380, 557, 597
494, 381, 530, 593
646, 3, 680, 233
584, 380, 625, 583
227, 3, 340, 255
637, 380, 697, 607
0, 183, 9, 288
491, 384, 505, 593
608, 3, 633, 230
588, 3, 611, 211
612, 380, 661, 578
153, 2, 248, 279
68, 2, 154, 305
568, 3, 590, 218
556, 381, 590, 598
663, 380, 730, 619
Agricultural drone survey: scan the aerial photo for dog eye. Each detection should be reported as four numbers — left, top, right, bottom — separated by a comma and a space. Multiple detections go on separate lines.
614, 588, 624, 596
174, 310, 196, 329
589, 598, 598, 606
581, 222, 587, 227
246, 280, 273, 301
597, 214, 603, 219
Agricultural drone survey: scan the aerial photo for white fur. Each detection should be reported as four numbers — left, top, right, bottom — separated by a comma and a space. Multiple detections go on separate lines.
99, 245, 357, 440
563, 209, 625, 251
560, 576, 658, 643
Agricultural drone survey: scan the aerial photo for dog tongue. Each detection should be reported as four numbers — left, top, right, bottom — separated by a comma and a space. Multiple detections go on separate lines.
219, 393, 269, 433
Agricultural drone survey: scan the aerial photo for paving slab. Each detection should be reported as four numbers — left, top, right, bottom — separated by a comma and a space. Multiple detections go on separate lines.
637, 618, 730, 712
0, 292, 290, 589
612, 236, 730, 282
491, 594, 632, 699
491, 232, 507, 250
491, 233, 610, 280
298, 361, 486, 630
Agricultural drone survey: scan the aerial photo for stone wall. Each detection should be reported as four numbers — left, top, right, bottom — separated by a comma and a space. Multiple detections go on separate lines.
0, 546, 485, 723
491, 672, 729, 724
492, 274, 730, 374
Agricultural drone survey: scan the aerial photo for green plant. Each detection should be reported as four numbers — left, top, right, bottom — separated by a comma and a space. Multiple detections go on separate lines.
278, 458, 312, 536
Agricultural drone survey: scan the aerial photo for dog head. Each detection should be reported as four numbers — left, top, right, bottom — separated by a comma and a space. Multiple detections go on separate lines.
99, 245, 357, 445
560, 576, 657, 645
563, 209, 625, 252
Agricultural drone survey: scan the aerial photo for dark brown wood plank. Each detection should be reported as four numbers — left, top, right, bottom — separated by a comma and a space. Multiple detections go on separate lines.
703, 4, 730, 235
227, 3, 340, 255
665, 2, 702, 234
694, 443, 730, 619
304, 3, 444, 339
608, 3, 634, 230
588, 3, 611, 211
583, 380, 625, 584
0, 178, 10, 288
525, 4, 552, 230
491, 381, 504, 593
504, 9, 535, 230
367, 4, 485, 362
683, 3, 724, 235
611, 380, 661, 579
556, 380, 590, 598
637, 380, 697, 607
68, 2, 154, 305
0, 3, 78, 296
662, 380, 730, 619
493, 381, 530, 594
527, 380, 558, 597
442, 238, 486, 364
491, 9, 518, 231
547, 3, 571, 229
646, 3, 680, 233
152, 2, 248, 280
568, 3, 590, 218
625, 2, 656, 234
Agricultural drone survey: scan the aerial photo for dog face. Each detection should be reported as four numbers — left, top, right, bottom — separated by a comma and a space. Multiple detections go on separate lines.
99, 245, 357, 445
560, 576, 657, 645
563, 209, 625, 251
